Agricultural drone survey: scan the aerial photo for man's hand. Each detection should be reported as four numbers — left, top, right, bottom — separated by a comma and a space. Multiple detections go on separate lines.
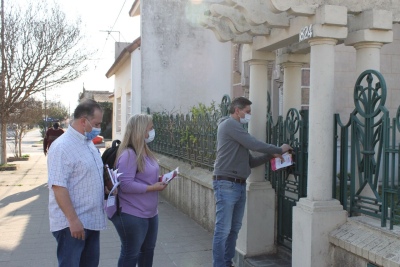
280, 144, 292, 154
52, 185, 84, 240
69, 217, 85, 240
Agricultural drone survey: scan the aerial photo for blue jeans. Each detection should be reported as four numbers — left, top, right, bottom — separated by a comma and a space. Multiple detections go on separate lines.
110, 212, 159, 267
52, 228, 100, 267
212, 180, 246, 267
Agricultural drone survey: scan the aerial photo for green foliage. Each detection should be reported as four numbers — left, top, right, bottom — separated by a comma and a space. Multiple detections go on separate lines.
180, 102, 218, 146
46, 102, 69, 122
99, 102, 112, 139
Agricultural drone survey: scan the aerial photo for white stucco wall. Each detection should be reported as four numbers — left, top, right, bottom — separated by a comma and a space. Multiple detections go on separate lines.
141, 0, 231, 113
131, 48, 142, 115
113, 58, 132, 140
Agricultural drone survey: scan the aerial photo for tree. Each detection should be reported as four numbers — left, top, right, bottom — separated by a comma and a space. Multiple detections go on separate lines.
47, 101, 69, 123
0, 0, 91, 164
99, 102, 113, 139
38, 101, 69, 138
9, 98, 42, 157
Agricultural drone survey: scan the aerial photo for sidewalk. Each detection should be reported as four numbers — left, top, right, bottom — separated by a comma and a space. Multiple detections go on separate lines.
0, 153, 213, 267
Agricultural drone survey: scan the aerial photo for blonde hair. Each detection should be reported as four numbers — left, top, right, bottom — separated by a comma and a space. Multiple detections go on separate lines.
115, 114, 156, 173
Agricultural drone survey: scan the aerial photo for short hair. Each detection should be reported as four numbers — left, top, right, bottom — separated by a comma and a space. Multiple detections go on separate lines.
53, 122, 60, 129
229, 97, 252, 114
73, 99, 102, 119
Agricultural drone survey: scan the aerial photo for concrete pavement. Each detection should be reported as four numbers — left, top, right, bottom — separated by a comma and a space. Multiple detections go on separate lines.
0, 129, 213, 267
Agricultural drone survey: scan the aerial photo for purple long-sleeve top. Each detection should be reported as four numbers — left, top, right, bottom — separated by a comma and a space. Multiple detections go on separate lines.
116, 148, 160, 218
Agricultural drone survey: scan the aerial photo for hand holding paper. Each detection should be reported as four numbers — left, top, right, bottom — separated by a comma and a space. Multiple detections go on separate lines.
270, 152, 293, 171
105, 165, 122, 200
159, 167, 179, 184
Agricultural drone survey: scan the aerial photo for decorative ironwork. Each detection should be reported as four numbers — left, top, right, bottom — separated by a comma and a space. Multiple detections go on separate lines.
266, 95, 309, 249
334, 69, 400, 229
149, 95, 231, 170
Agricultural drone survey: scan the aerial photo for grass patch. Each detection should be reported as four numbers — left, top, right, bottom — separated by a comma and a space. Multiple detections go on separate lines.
0, 163, 17, 171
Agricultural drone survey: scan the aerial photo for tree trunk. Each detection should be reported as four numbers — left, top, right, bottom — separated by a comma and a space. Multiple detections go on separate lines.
0, 122, 6, 164
18, 129, 23, 157
13, 132, 17, 157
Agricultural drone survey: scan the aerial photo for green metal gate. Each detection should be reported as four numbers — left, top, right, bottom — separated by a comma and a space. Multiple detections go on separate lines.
334, 69, 400, 230
266, 99, 309, 249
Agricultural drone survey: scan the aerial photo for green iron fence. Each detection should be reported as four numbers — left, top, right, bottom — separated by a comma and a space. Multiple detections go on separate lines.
149, 95, 231, 170
149, 92, 309, 249
266, 102, 309, 249
334, 69, 400, 229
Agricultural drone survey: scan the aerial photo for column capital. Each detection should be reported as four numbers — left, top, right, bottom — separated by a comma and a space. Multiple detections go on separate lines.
242, 44, 275, 63
353, 42, 384, 50
345, 29, 393, 46
276, 52, 309, 66
345, 9, 393, 46
308, 37, 338, 47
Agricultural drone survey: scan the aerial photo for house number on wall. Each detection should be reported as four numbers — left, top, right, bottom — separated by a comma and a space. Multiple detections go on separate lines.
299, 24, 313, 42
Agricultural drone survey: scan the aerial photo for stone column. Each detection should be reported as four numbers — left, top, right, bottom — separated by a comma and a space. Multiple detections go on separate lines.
291, 6, 349, 266
345, 9, 393, 75
354, 42, 382, 73
292, 37, 347, 267
276, 51, 309, 114
234, 45, 276, 264
282, 62, 303, 113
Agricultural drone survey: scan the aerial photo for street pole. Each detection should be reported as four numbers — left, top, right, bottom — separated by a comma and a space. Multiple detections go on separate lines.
44, 81, 47, 132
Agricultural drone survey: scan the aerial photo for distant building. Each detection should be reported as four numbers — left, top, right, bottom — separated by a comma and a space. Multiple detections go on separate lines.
78, 87, 113, 139
78, 87, 113, 103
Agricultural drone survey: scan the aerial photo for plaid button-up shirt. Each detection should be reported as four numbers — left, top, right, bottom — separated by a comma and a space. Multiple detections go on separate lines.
47, 126, 106, 232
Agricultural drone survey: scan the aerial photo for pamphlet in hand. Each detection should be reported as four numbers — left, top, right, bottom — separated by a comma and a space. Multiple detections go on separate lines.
105, 165, 122, 205
270, 152, 293, 171
159, 167, 179, 184
104, 166, 123, 219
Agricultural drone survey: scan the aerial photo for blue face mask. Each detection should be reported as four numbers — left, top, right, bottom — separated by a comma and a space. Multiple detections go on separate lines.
85, 119, 101, 140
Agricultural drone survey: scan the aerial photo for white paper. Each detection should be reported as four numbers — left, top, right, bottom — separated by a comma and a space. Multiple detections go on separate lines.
106, 167, 122, 198
107, 195, 116, 207
271, 152, 293, 171
160, 167, 179, 184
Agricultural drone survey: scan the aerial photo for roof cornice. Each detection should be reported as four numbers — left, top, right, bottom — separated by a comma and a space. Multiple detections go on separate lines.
129, 0, 140, 17
105, 37, 141, 78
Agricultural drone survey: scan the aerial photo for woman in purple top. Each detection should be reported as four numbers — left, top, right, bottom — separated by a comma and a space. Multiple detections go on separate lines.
110, 114, 167, 267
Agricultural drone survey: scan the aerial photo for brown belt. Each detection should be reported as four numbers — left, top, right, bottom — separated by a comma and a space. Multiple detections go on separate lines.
212, 175, 246, 184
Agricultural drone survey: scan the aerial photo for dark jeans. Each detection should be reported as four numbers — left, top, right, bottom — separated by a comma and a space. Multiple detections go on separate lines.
110, 212, 159, 267
52, 228, 100, 267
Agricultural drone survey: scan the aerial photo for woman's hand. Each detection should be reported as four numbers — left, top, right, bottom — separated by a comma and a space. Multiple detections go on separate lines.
147, 182, 168, 192
104, 186, 118, 195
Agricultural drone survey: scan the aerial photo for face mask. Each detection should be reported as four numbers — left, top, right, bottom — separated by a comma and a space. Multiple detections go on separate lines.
240, 113, 251, 124
84, 119, 101, 140
145, 129, 155, 143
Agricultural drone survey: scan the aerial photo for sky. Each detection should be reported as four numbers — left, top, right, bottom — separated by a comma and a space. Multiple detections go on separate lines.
14, 0, 141, 113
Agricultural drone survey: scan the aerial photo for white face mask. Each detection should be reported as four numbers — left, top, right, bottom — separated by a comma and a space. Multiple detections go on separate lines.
240, 113, 251, 124
145, 129, 155, 143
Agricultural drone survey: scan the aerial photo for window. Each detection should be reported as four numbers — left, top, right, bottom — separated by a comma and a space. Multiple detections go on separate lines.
116, 97, 121, 132
126, 93, 131, 122
301, 68, 310, 110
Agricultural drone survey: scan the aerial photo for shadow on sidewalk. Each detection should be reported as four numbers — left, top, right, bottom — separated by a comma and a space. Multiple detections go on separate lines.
0, 184, 47, 209
0, 182, 57, 266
